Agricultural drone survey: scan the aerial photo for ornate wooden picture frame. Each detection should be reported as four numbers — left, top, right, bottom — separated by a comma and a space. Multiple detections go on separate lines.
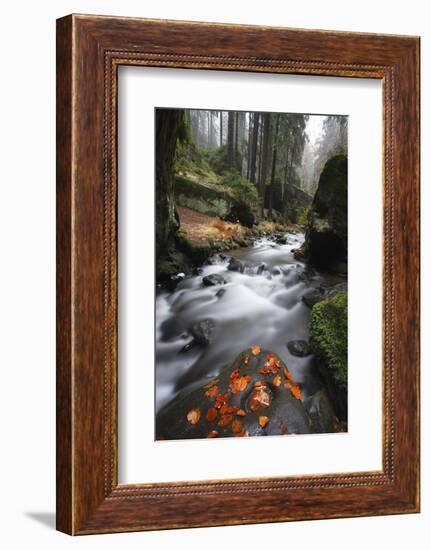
56, 14, 420, 534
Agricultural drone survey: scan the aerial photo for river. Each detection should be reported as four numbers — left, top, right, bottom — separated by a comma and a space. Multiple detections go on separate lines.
155, 231, 343, 414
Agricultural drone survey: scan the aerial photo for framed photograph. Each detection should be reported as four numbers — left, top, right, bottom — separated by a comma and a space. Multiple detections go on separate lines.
56, 14, 420, 534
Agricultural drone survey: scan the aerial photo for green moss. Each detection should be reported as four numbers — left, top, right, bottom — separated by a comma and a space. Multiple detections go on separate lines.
309, 292, 347, 388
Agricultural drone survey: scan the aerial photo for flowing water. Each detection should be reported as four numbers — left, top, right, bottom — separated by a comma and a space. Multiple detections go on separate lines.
156, 231, 342, 413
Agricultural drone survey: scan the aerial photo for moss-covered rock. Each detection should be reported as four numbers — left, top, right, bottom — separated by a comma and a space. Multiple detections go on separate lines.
309, 291, 347, 419
175, 175, 256, 227
305, 155, 347, 274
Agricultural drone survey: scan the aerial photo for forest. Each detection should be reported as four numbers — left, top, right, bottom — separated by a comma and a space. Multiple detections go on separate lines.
155, 108, 347, 280
154, 107, 349, 441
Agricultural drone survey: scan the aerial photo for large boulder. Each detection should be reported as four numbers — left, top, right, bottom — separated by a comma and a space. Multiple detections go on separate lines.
309, 291, 347, 420
283, 184, 312, 223
156, 347, 337, 440
305, 155, 347, 274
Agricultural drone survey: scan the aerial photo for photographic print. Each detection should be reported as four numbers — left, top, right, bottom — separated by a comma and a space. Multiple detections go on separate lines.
155, 108, 348, 441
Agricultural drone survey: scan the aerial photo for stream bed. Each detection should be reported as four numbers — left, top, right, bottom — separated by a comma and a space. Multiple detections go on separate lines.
155, 231, 344, 414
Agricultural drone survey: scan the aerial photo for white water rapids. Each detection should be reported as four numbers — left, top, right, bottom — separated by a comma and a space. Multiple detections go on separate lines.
155, 232, 341, 413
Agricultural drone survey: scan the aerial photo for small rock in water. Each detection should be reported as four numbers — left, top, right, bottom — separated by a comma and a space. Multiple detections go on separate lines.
190, 319, 215, 346
180, 341, 196, 353
227, 257, 245, 273
215, 288, 226, 298
167, 272, 185, 291
271, 265, 282, 276
257, 262, 267, 275
287, 340, 311, 357
202, 273, 225, 287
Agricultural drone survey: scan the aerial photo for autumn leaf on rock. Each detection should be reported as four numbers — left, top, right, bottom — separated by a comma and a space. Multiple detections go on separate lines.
236, 409, 246, 417
214, 394, 228, 409
218, 414, 233, 428
204, 378, 219, 390
186, 408, 201, 425
259, 416, 269, 428
290, 385, 302, 400
249, 386, 271, 412
205, 407, 218, 422
207, 430, 219, 438
220, 403, 238, 415
273, 374, 282, 387
231, 419, 243, 434
205, 385, 219, 398
251, 345, 262, 356
259, 353, 281, 375
230, 374, 251, 394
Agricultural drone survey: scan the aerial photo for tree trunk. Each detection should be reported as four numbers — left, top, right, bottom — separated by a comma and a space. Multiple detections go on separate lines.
259, 113, 271, 206
227, 111, 235, 168
155, 109, 184, 257
268, 114, 280, 217
250, 113, 260, 184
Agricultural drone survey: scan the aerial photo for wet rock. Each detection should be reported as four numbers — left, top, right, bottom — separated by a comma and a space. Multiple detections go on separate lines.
215, 288, 226, 298
190, 319, 215, 346
227, 257, 245, 273
179, 341, 196, 353
156, 348, 318, 440
302, 288, 325, 307
202, 273, 225, 287
274, 233, 288, 244
257, 263, 267, 275
165, 272, 186, 291
304, 390, 335, 433
287, 340, 311, 357
305, 155, 347, 273
271, 265, 282, 276
325, 282, 348, 299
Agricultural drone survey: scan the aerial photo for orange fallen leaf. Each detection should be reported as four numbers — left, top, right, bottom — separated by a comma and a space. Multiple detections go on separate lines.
205, 385, 219, 398
220, 403, 238, 415
290, 384, 302, 400
231, 419, 243, 434
259, 353, 281, 375
204, 378, 219, 389
251, 345, 262, 356
259, 416, 269, 428
230, 368, 241, 381
214, 394, 228, 409
186, 408, 201, 425
207, 430, 219, 438
205, 407, 218, 422
236, 409, 246, 417
284, 367, 293, 382
249, 387, 271, 412
273, 374, 282, 387
255, 380, 265, 388
230, 374, 251, 394
218, 414, 233, 428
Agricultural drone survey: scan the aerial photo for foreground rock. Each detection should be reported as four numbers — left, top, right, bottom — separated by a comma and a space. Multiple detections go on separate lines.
156, 347, 336, 440
301, 155, 348, 274
309, 291, 347, 420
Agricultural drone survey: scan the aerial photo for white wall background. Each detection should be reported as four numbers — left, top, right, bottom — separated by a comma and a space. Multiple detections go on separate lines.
0, 1, 427, 548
